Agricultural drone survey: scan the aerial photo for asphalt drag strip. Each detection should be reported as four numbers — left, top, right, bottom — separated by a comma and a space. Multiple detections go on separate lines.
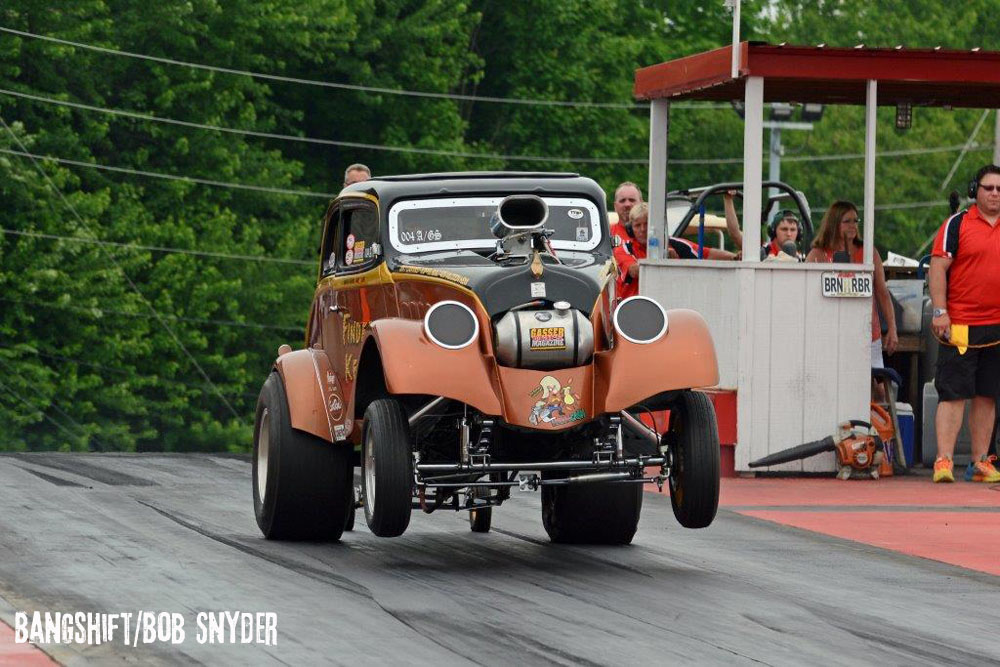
0, 453, 997, 665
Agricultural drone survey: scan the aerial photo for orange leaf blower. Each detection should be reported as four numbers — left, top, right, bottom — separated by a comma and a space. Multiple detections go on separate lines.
749, 419, 885, 480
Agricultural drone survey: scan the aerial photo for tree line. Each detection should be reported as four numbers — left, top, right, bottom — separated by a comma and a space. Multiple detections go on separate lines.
1, 0, 999, 451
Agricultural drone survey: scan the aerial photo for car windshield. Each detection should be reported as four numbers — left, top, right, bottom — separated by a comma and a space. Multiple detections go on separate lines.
388, 196, 602, 254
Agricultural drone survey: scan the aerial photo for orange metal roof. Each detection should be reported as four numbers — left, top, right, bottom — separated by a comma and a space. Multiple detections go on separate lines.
634, 42, 1000, 108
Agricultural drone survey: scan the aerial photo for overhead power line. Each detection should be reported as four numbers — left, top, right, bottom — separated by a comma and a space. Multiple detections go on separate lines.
871, 200, 949, 212
0, 137, 964, 217
0, 344, 259, 400
783, 144, 990, 163
1, 116, 243, 422
0, 26, 690, 110
1, 227, 313, 266
0, 377, 93, 448
0, 356, 107, 450
0, 89, 650, 164
0, 144, 955, 228
0, 295, 303, 333
939, 109, 992, 191
3, 88, 991, 167
0, 147, 337, 197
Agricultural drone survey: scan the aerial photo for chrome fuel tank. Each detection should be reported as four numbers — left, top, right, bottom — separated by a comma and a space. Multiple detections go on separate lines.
494, 303, 593, 369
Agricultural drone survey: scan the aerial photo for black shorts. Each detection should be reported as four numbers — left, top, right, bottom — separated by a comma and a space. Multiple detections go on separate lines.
935, 324, 1000, 400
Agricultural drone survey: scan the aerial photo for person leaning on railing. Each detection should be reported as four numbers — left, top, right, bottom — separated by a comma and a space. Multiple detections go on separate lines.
723, 191, 803, 261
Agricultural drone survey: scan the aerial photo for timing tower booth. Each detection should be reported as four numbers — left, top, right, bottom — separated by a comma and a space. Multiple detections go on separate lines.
634, 42, 1000, 472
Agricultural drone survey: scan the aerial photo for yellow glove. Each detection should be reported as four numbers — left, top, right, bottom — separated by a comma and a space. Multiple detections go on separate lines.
951, 324, 969, 355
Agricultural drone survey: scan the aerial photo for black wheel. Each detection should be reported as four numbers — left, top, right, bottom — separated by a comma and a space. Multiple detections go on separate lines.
252, 372, 353, 541
541, 473, 643, 545
468, 484, 492, 533
362, 398, 414, 537
668, 391, 720, 529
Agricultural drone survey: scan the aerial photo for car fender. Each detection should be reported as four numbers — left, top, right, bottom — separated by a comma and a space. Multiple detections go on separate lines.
272, 348, 337, 443
368, 319, 503, 415
595, 308, 719, 413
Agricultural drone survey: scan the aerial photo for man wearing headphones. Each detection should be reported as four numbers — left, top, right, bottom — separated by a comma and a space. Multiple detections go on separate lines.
928, 163, 1000, 483
723, 192, 802, 260
762, 210, 803, 260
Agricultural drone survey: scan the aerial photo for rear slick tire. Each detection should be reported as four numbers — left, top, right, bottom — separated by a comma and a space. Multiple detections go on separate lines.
668, 390, 720, 529
362, 398, 414, 538
252, 372, 353, 541
541, 474, 643, 545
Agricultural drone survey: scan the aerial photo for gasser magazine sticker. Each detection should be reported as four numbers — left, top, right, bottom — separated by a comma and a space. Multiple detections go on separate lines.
528, 375, 584, 427
529, 327, 566, 351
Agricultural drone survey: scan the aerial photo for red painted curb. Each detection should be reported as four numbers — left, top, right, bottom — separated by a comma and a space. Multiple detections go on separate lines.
0, 619, 58, 666
739, 509, 1000, 576
720, 477, 1000, 508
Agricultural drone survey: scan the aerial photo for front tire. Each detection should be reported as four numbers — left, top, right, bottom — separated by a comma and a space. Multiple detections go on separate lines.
252, 372, 353, 540
541, 474, 643, 544
668, 391, 720, 529
362, 398, 414, 537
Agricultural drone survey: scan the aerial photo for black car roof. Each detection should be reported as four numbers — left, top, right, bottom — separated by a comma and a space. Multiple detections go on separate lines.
339, 172, 608, 209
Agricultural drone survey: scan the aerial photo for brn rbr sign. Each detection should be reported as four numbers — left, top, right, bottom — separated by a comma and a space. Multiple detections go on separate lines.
821, 271, 873, 298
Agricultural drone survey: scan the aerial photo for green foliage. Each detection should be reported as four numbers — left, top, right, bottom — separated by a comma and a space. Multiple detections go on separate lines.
0, 0, 992, 449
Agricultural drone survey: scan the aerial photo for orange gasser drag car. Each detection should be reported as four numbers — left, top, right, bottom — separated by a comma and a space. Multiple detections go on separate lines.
252, 172, 721, 544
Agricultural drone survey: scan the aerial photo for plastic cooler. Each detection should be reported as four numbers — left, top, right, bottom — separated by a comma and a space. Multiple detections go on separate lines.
895, 402, 914, 466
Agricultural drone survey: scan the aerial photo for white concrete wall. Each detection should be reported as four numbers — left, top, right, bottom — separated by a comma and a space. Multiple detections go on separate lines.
641, 259, 872, 472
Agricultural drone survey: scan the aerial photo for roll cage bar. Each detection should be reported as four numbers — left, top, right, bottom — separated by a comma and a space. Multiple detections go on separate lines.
668, 181, 813, 250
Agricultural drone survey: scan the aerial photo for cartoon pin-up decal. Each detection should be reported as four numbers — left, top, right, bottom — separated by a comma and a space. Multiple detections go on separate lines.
528, 375, 585, 427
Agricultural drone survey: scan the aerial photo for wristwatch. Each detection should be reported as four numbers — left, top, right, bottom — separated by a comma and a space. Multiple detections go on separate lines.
933, 308, 948, 318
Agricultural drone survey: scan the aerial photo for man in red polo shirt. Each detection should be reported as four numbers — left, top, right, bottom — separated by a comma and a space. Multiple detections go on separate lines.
928, 163, 1000, 483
